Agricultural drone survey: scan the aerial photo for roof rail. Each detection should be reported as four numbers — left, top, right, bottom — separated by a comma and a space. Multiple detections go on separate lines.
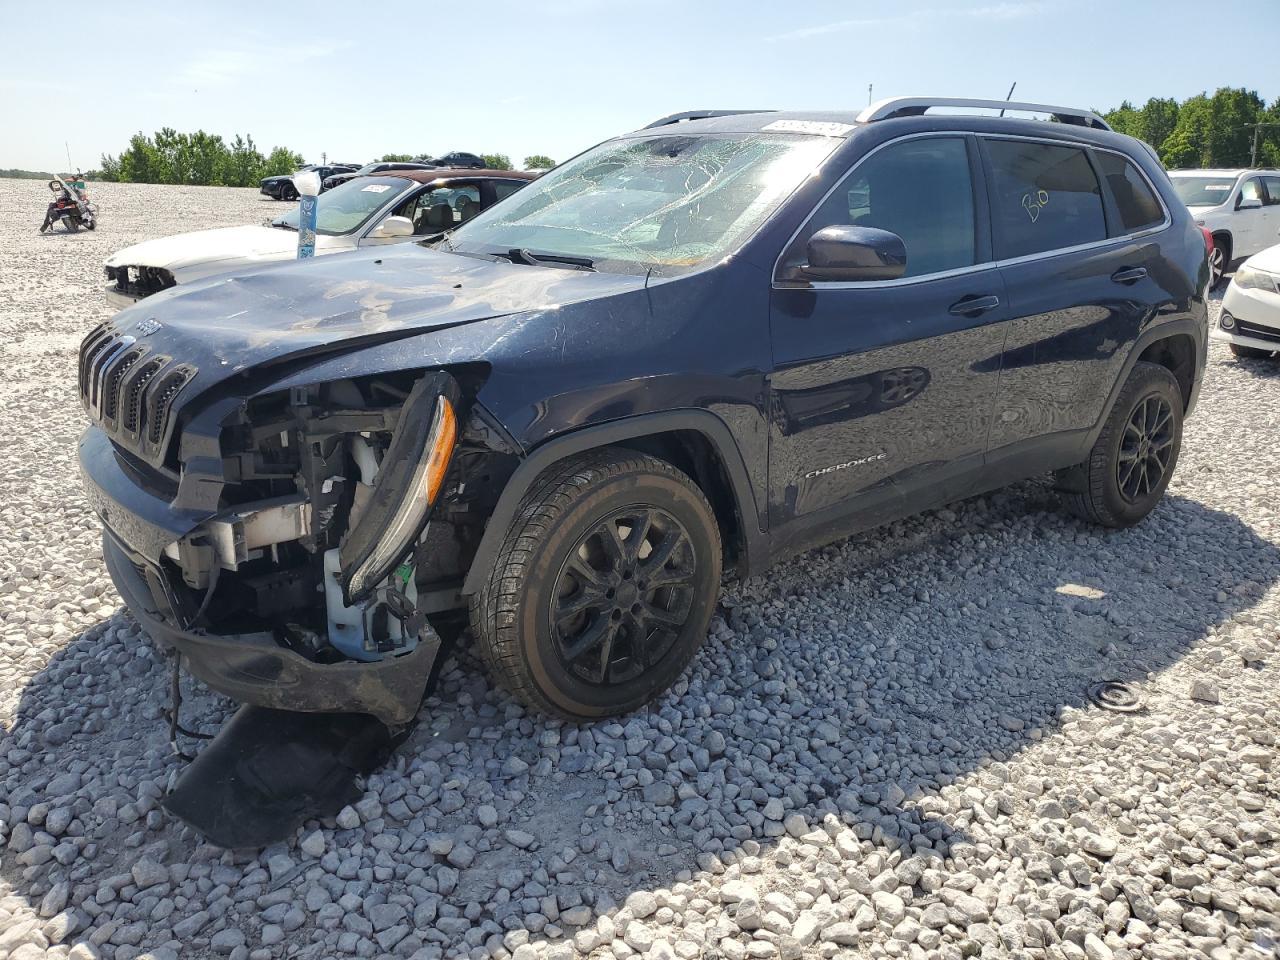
857, 97, 1111, 131
643, 109, 776, 129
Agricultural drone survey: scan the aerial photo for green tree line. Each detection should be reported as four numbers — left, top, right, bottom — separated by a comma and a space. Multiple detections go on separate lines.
97, 129, 304, 186
1101, 87, 1280, 168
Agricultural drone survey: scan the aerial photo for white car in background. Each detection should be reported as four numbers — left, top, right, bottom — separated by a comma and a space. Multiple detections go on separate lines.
102, 169, 534, 308
1216, 243, 1280, 360
1169, 168, 1280, 286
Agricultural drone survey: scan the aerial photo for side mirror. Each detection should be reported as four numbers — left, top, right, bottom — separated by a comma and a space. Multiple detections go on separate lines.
369, 215, 415, 239
1237, 196, 1262, 211
800, 225, 907, 282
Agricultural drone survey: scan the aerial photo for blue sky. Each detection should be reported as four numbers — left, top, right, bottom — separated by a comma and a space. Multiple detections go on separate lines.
1, 0, 1277, 173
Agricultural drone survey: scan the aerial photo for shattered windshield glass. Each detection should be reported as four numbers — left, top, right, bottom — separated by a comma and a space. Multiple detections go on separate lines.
447, 133, 838, 274
273, 177, 409, 235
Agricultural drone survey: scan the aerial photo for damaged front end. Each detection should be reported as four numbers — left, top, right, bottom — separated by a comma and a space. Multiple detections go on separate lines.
80, 336, 514, 844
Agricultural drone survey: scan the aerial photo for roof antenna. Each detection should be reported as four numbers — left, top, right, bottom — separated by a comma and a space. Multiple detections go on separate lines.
998, 82, 1016, 117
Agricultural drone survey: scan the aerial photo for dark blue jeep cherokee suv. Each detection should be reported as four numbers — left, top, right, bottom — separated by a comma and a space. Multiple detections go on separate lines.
79, 97, 1208, 785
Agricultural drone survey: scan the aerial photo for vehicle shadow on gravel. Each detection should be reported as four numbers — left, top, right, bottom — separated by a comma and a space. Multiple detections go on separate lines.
2, 485, 1277, 958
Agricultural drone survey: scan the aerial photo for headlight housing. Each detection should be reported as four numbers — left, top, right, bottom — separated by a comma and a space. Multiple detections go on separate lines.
1233, 265, 1279, 293
339, 372, 460, 603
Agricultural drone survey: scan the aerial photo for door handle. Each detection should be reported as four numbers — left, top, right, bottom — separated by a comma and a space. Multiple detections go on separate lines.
1111, 266, 1148, 284
948, 294, 1000, 316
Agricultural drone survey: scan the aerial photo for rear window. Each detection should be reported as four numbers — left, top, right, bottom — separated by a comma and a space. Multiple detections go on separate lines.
985, 139, 1106, 260
1096, 152, 1165, 233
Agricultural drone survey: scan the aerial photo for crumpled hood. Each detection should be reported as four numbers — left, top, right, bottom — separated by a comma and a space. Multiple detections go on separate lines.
109, 242, 647, 398
104, 225, 347, 274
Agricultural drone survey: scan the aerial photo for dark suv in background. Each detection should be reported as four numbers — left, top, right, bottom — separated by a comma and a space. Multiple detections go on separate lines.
259, 163, 357, 200
78, 97, 1207, 841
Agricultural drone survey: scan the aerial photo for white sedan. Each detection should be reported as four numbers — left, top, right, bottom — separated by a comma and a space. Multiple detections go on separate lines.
103, 169, 533, 309
1216, 243, 1280, 360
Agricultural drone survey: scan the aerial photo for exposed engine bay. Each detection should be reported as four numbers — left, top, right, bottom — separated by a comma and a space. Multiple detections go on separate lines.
156, 369, 510, 678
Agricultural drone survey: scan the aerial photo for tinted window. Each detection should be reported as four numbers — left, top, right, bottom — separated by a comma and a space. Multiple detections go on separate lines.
492, 180, 526, 201
784, 136, 976, 279
1096, 152, 1164, 233
1265, 177, 1280, 206
985, 140, 1105, 259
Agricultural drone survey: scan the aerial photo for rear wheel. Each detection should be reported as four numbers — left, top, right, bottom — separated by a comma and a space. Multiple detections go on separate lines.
1209, 237, 1228, 287
281, 184, 298, 202
1058, 362, 1183, 528
470, 448, 722, 720
1230, 342, 1275, 360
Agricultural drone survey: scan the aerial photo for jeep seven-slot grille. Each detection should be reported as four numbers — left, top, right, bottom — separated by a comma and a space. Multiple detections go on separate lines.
78, 322, 197, 464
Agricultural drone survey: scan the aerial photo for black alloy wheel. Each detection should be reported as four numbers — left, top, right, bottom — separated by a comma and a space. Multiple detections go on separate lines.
550, 506, 697, 687
471, 447, 722, 720
1057, 361, 1183, 528
1116, 395, 1175, 503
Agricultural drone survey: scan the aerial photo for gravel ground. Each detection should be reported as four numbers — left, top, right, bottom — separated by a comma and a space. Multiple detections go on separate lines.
0, 176, 1277, 960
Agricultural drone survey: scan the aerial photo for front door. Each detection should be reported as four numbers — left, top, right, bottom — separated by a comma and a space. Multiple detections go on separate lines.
1234, 176, 1269, 258
767, 134, 1007, 551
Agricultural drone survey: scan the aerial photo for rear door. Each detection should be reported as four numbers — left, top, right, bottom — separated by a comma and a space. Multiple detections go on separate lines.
767, 134, 1008, 545
983, 137, 1174, 472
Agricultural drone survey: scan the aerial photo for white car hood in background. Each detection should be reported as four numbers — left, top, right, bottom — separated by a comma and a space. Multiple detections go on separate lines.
104, 225, 349, 280
1245, 244, 1280, 274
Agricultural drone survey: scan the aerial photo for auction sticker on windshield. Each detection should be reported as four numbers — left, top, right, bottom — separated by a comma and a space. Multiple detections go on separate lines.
361, 184, 393, 193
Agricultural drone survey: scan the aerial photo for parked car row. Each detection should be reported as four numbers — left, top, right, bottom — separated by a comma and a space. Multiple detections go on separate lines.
260, 152, 490, 200
106, 169, 536, 306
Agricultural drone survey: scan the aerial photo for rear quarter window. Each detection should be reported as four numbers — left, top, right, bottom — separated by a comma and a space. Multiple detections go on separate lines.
985, 139, 1106, 259
1096, 152, 1165, 233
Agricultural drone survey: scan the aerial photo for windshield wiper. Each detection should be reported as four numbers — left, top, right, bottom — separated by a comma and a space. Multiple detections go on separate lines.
270, 220, 297, 231
501, 248, 596, 271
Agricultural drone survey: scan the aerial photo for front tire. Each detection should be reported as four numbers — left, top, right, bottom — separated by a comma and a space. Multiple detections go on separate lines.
470, 448, 722, 720
1058, 362, 1183, 528
1230, 342, 1275, 360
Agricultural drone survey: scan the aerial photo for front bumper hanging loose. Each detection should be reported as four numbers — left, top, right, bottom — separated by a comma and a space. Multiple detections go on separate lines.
103, 533, 440, 727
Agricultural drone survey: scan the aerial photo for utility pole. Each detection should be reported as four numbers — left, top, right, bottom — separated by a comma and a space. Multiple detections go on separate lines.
1244, 123, 1280, 167
322, 151, 327, 164
867, 83, 873, 106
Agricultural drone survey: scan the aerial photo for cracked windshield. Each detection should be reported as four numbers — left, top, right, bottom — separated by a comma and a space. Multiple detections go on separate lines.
448, 133, 837, 274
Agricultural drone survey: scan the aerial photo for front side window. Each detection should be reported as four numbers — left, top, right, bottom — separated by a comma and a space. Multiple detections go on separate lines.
985, 140, 1105, 259
1095, 152, 1165, 233
1240, 178, 1263, 206
780, 136, 976, 280
399, 184, 483, 233
448, 133, 839, 275
272, 176, 407, 235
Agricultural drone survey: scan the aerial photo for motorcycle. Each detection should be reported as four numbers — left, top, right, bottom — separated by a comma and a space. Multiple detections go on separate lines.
40, 175, 98, 233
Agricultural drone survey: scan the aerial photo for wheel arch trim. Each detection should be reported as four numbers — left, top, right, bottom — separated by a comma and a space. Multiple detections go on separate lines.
1091, 318, 1206, 443
461, 409, 766, 594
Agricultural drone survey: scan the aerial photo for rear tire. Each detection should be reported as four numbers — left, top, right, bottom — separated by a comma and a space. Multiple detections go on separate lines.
1058, 362, 1183, 528
1230, 342, 1275, 360
281, 185, 298, 202
1209, 237, 1228, 288
470, 448, 722, 721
